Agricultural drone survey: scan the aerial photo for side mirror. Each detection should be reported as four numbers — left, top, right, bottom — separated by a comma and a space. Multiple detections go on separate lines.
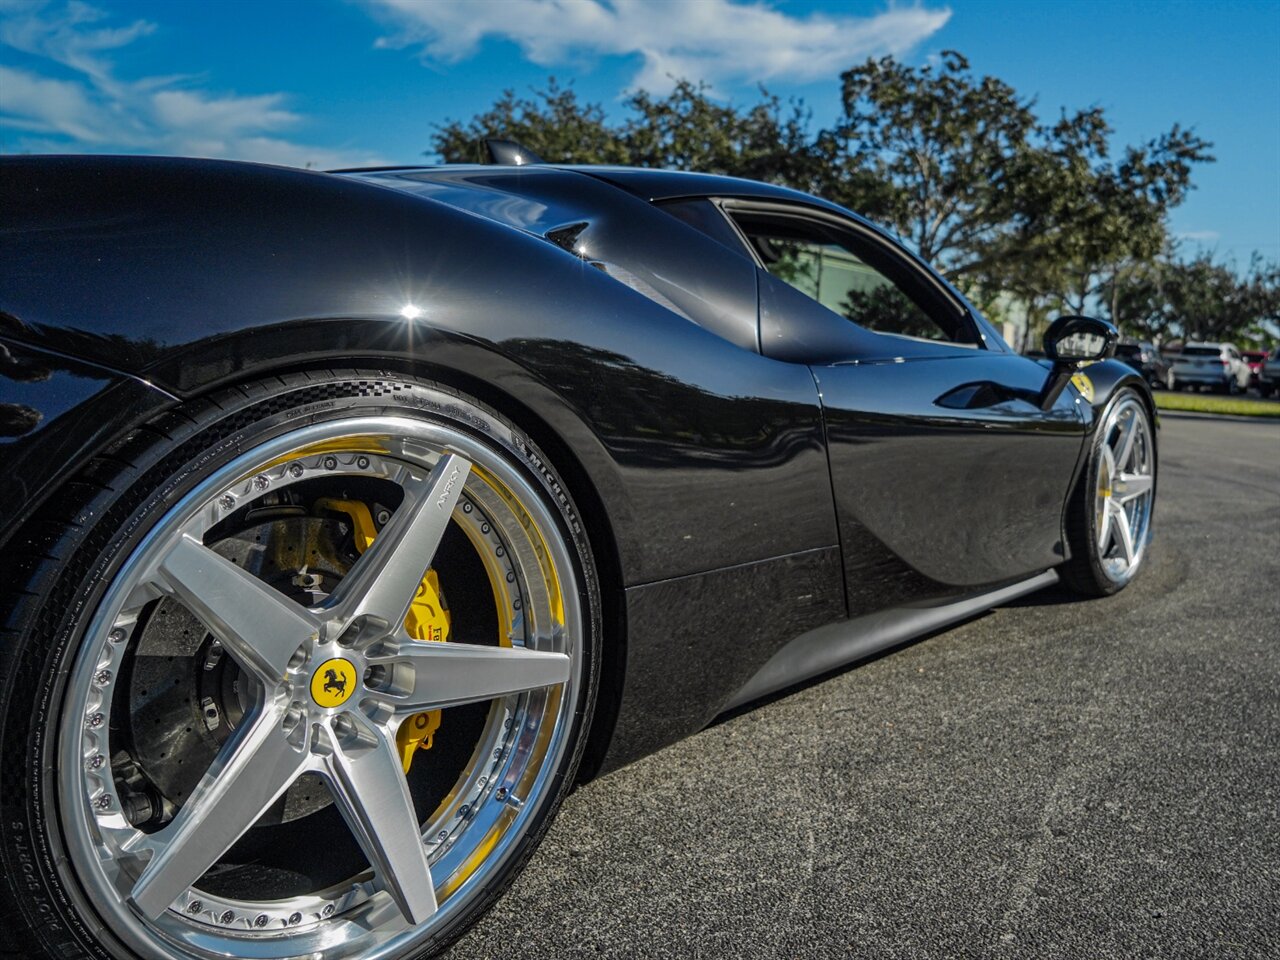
1044, 314, 1119, 363
1038, 315, 1119, 409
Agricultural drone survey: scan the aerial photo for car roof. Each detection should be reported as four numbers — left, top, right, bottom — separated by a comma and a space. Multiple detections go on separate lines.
561, 166, 830, 206
334, 162, 891, 233
335, 163, 827, 205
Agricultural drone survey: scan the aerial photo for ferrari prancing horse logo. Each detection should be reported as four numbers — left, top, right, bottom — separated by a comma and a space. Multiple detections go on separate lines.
311, 658, 357, 708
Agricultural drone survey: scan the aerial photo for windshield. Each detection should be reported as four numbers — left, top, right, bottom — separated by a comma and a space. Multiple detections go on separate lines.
1181, 346, 1222, 357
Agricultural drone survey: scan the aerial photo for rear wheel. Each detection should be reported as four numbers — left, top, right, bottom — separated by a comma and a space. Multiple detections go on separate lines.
0, 371, 600, 960
1061, 389, 1157, 597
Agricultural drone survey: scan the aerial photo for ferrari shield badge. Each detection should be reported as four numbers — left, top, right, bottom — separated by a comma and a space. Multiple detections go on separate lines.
1070, 371, 1095, 402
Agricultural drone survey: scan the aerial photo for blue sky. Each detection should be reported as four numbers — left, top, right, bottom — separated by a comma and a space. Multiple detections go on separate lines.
2, 0, 1277, 263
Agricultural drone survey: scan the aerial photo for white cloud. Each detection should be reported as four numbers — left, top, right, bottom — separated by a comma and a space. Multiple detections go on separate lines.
0, 63, 114, 142
150, 90, 300, 138
0, 1, 387, 168
366, 0, 951, 91
1177, 230, 1220, 243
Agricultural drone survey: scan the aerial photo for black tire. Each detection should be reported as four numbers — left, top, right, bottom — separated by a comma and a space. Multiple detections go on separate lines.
0, 370, 601, 960
1060, 387, 1157, 598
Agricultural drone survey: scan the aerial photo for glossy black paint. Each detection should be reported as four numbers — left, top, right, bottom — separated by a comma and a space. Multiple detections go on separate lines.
0, 338, 175, 540
0, 154, 1155, 772
815, 353, 1084, 600
604, 546, 845, 772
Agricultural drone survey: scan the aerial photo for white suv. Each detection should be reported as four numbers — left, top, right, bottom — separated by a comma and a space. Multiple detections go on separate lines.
1168, 342, 1251, 394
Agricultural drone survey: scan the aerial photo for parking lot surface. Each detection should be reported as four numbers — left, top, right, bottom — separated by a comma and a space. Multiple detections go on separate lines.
450, 413, 1280, 960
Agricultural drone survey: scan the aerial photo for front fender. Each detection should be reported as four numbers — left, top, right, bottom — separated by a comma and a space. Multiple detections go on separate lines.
1072, 358, 1159, 434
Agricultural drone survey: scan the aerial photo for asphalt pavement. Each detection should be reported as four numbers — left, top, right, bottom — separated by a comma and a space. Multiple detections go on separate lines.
449, 412, 1280, 960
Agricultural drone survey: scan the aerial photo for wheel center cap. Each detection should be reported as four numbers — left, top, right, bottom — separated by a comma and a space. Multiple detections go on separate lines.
310, 657, 357, 708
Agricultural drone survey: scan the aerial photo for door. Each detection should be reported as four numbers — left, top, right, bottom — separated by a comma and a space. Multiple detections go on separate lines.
724, 202, 1086, 616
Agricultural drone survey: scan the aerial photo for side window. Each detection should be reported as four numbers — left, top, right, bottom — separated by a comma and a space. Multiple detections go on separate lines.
730, 210, 975, 345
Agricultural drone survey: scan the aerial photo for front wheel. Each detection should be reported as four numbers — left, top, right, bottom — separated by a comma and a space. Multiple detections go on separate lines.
0, 371, 600, 960
1060, 389, 1157, 597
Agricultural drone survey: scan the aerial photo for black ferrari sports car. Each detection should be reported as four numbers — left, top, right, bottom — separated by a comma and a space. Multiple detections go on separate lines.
0, 150, 1157, 960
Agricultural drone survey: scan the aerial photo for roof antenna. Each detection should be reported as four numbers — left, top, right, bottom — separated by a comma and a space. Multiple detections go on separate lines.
484, 139, 544, 166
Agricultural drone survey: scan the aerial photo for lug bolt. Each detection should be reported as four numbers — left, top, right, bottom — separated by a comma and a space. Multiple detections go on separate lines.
458, 804, 471, 819
94, 670, 112, 685
495, 787, 508, 801
218, 494, 236, 510
287, 912, 302, 926
512, 599, 522, 611
323, 456, 338, 470
322, 904, 335, 918
253, 474, 271, 491
87, 755, 105, 770
289, 462, 305, 478
254, 914, 269, 928
108, 628, 126, 643
376, 509, 390, 525
437, 830, 449, 841
356, 456, 370, 469
94, 795, 111, 810
220, 910, 235, 925
87, 713, 104, 728
188, 900, 203, 914
462, 502, 473, 514
495, 546, 505, 557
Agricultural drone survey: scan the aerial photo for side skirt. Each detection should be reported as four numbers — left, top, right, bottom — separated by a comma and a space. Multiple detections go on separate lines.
723, 568, 1060, 711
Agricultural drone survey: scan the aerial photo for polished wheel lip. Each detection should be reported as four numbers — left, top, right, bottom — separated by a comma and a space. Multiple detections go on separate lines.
57, 415, 583, 960
1093, 395, 1155, 585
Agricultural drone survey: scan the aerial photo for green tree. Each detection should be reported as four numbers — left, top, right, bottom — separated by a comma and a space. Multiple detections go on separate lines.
431, 78, 823, 188
829, 52, 1212, 317
432, 79, 630, 164
828, 51, 1038, 282
622, 80, 824, 189
1110, 251, 1280, 346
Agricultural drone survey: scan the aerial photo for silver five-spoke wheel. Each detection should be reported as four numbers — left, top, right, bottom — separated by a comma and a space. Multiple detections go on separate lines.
1092, 394, 1155, 585
57, 411, 586, 960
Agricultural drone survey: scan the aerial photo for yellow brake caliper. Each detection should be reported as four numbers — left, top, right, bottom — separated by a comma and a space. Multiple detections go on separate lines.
317, 498, 450, 772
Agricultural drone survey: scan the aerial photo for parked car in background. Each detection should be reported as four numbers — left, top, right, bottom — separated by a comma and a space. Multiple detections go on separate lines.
1241, 350, 1268, 389
1115, 341, 1171, 388
1168, 342, 1251, 393
1259, 345, 1280, 397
